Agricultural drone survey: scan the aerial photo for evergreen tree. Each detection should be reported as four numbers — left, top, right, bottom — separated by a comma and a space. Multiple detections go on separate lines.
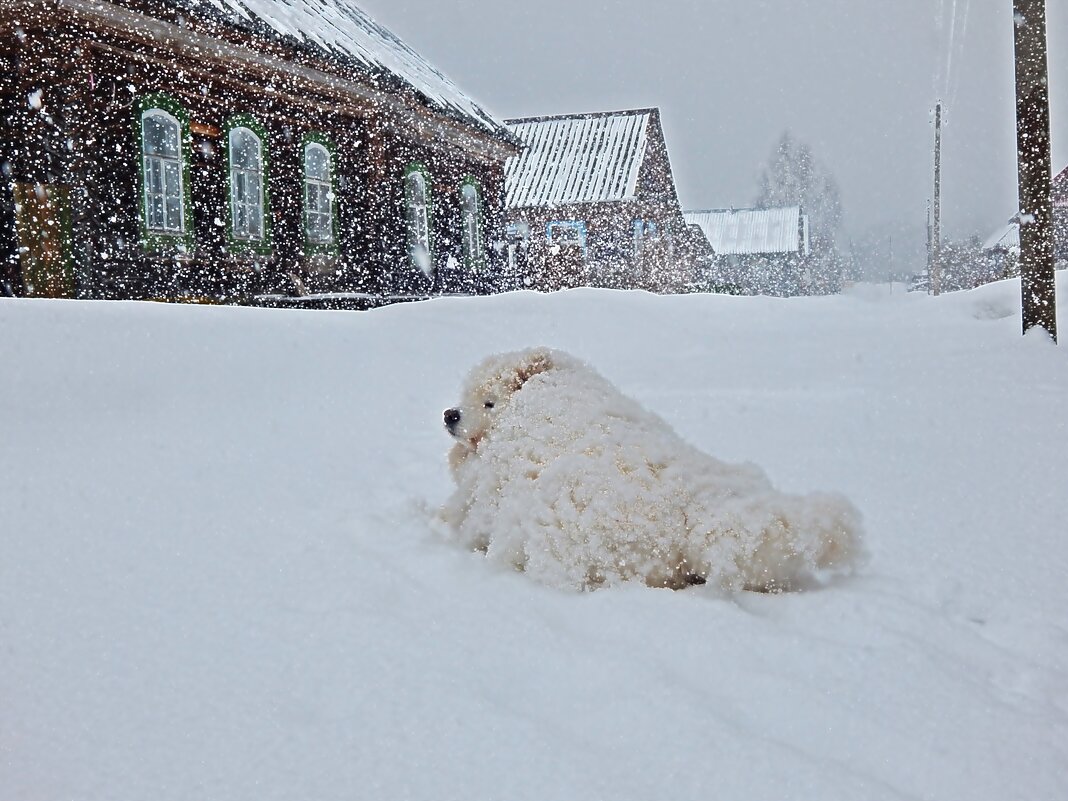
756, 132, 844, 294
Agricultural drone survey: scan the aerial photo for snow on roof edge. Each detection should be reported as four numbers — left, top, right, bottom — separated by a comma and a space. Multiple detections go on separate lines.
180, 0, 510, 137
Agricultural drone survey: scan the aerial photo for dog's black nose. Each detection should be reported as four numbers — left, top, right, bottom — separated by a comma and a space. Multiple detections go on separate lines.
444, 408, 461, 428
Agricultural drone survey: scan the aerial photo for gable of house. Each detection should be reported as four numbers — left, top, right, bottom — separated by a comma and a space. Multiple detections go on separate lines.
503, 108, 662, 209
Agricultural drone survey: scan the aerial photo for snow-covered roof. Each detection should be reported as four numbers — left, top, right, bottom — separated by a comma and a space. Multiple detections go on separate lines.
983, 220, 1020, 252
1054, 165, 1068, 207
182, 0, 504, 134
503, 109, 653, 209
684, 207, 808, 256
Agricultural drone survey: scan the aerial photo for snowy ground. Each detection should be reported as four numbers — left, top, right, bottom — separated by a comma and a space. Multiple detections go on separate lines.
2, 276, 1067, 801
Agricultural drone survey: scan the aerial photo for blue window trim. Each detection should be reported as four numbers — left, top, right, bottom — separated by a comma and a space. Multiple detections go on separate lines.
546, 220, 588, 257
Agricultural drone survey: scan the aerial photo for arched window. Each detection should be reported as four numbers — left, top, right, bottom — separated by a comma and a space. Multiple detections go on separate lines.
229, 125, 265, 242
460, 180, 482, 269
404, 166, 432, 274
141, 108, 185, 235
304, 141, 334, 246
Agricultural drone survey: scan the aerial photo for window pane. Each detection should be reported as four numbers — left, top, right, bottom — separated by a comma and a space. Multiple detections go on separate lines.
407, 172, 426, 209
163, 161, 180, 199
148, 159, 162, 195
165, 195, 182, 232
249, 203, 262, 239
305, 144, 330, 182
551, 223, 584, 246
150, 195, 164, 230
230, 128, 261, 170
143, 112, 179, 158
462, 184, 477, 216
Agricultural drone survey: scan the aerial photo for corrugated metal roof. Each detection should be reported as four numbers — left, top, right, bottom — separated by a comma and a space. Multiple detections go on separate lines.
181, 0, 504, 133
684, 207, 807, 255
503, 110, 652, 208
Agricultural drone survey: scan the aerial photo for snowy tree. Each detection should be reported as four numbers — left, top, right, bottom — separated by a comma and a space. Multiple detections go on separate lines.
756, 132, 844, 294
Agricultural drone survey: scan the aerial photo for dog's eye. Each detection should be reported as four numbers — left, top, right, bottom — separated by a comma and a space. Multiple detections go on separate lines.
484, 401, 495, 409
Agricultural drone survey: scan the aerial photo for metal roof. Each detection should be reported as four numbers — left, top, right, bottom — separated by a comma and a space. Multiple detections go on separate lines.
503, 109, 653, 209
181, 0, 504, 133
1054, 165, 1068, 206
684, 207, 808, 256
983, 220, 1020, 252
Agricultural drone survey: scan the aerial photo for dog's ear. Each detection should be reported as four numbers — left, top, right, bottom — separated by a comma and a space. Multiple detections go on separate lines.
512, 348, 555, 390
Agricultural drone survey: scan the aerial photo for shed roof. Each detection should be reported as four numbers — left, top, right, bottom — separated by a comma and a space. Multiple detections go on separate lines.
172, 0, 504, 133
503, 109, 654, 209
983, 220, 1020, 252
1054, 164, 1068, 206
684, 207, 808, 256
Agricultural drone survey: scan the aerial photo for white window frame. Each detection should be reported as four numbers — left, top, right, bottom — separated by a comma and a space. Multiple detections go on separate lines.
141, 108, 185, 235
460, 181, 482, 269
405, 167, 432, 273
547, 220, 587, 255
303, 142, 334, 246
229, 126, 265, 242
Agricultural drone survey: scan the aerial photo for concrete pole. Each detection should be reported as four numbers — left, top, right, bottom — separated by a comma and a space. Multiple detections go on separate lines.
931, 102, 942, 296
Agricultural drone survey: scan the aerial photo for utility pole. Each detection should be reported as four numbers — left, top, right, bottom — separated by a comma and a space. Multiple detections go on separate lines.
931, 101, 943, 296
1013, 0, 1057, 342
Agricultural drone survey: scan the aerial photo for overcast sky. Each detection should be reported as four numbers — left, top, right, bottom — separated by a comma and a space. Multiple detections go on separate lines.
359, 0, 1066, 260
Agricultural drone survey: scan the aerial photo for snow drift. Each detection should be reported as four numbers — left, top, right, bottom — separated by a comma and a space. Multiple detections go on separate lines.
2, 274, 1067, 801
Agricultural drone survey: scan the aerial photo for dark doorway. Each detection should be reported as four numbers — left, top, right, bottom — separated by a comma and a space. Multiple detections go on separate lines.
12, 182, 75, 298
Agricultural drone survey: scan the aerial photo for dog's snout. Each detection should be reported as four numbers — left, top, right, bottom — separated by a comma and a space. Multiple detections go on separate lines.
444, 408, 461, 429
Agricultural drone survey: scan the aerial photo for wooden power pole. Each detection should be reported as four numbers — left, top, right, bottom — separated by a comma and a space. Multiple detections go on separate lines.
1013, 0, 1058, 342
931, 101, 943, 296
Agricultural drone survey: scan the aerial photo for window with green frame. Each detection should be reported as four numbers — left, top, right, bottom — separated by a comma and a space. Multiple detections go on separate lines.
404, 164, 433, 275
136, 94, 194, 251
460, 178, 484, 270
225, 115, 272, 254
302, 134, 338, 254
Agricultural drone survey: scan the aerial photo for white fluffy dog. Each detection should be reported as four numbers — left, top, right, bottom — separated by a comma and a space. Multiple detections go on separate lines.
442, 347, 863, 592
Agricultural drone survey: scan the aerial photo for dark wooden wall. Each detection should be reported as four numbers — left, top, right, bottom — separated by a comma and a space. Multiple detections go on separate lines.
506, 196, 694, 293
1, 9, 512, 304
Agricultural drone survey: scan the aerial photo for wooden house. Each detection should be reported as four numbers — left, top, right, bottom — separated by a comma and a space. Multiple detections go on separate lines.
501, 107, 693, 293
683, 207, 811, 296
0, 0, 520, 305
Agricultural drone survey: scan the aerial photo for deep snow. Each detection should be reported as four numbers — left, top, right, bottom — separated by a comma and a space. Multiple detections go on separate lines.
2, 276, 1067, 800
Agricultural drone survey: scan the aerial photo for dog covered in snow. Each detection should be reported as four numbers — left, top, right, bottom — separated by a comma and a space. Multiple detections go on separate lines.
441, 347, 863, 592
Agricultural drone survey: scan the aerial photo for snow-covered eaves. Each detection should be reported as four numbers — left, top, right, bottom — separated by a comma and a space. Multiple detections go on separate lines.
503, 109, 653, 209
1054, 165, 1068, 207
983, 220, 1020, 252
684, 207, 807, 256
175, 0, 506, 135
